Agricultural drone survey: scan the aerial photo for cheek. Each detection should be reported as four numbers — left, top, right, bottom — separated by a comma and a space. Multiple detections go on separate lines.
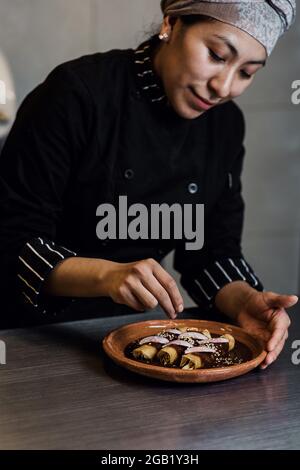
178, 46, 211, 83
177, 64, 211, 89
231, 78, 254, 98
185, 54, 211, 80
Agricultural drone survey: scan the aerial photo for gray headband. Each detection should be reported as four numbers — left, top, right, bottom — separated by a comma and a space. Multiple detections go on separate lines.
160, 1, 296, 56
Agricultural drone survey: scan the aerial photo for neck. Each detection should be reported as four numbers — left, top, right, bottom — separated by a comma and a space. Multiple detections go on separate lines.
151, 40, 164, 81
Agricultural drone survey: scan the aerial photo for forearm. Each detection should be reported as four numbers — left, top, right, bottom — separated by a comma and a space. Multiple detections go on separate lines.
214, 280, 257, 320
42, 257, 118, 298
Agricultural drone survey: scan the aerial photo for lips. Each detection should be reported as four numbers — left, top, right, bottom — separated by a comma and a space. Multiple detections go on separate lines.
193, 91, 214, 105
189, 87, 218, 109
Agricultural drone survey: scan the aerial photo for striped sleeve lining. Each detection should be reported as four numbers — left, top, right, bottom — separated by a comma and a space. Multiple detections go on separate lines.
17, 237, 77, 312
182, 257, 264, 310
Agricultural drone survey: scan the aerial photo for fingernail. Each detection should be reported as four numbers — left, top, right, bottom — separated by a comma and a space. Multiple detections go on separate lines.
177, 304, 184, 313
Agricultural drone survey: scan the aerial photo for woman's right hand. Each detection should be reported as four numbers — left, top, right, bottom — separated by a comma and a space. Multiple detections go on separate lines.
103, 258, 184, 319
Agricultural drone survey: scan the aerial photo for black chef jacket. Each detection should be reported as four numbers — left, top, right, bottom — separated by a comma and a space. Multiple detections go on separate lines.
0, 34, 263, 328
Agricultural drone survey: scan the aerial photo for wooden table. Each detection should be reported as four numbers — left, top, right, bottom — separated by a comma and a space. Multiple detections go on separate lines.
0, 305, 299, 450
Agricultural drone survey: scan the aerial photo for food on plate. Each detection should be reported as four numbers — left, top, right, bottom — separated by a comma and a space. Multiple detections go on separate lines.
221, 333, 235, 351
157, 339, 192, 366
180, 345, 217, 370
132, 335, 169, 361
126, 326, 245, 370
131, 328, 182, 361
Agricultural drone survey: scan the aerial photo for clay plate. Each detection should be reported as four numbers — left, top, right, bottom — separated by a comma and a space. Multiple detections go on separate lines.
102, 319, 267, 383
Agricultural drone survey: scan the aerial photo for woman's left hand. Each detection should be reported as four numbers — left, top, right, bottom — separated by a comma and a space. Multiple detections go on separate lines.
215, 281, 298, 369
236, 290, 298, 368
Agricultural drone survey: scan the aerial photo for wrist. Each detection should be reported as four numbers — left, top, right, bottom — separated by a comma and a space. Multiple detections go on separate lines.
96, 259, 121, 297
214, 281, 257, 320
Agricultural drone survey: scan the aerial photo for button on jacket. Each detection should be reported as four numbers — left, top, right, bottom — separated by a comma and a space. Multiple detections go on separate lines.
0, 34, 263, 325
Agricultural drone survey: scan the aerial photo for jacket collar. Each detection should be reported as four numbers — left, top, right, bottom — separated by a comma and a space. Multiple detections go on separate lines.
133, 34, 168, 105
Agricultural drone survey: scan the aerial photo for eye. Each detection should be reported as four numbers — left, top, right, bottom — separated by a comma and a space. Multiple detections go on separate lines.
209, 49, 225, 63
240, 70, 252, 80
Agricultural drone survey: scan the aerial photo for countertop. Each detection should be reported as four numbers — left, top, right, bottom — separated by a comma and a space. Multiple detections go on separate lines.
0, 305, 299, 450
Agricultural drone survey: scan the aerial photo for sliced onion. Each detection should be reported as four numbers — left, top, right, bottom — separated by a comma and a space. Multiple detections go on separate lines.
185, 346, 217, 354
139, 335, 169, 345
162, 340, 191, 348
164, 328, 182, 336
179, 331, 208, 340
207, 338, 229, 344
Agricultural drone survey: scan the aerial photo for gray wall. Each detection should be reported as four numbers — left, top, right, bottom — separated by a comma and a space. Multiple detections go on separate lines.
0, 0, 162, 105
0, 0, 299, 307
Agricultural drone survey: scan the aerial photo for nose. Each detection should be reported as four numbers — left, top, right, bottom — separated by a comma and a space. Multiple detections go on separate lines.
208, 68, 235, 100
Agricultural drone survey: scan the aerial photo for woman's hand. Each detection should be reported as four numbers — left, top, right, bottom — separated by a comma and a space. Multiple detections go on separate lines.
102, 258, 184, 319
215, 281, 298, 369
43, 256, 184, 318
236, 290, 298, 369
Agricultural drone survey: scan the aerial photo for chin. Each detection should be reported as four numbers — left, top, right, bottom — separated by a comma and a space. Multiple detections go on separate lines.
174, 104, 205, 119
171, 99, 206, 119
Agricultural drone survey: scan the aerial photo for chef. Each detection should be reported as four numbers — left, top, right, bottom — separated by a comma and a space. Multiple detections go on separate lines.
0, 0, 298, 369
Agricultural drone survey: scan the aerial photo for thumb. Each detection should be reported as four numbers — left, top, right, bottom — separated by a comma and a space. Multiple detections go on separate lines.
263, 291, 298, 309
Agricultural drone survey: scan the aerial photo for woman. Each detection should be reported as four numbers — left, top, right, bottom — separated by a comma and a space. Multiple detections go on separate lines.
0, 0, 297, 369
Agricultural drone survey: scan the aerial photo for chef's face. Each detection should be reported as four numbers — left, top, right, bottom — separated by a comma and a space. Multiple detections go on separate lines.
153, 16, 267, 119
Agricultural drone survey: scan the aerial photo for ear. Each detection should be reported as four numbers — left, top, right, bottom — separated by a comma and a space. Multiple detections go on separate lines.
162, 15, 178, 32
169, 16, 178, 29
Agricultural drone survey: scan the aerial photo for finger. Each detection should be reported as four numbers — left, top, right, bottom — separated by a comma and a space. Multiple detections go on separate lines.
131, 281, 176, 319
140, 275, 177, 319
125, 290, 147, 312
130, 281, 160, 311
261, 331, 288, 369
263, 291, 298, 310
152, 263, 184, 313
267, 309, 291, 351
261, 332, 288, 369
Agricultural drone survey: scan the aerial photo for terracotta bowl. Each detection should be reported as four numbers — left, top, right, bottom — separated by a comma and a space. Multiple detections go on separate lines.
102, 319, 267, 383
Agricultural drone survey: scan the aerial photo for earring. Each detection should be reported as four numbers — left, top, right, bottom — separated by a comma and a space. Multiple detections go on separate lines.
159, 32, 169, 41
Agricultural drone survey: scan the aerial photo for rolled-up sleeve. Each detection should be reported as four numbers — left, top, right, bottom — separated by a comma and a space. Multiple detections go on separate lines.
0, 63, 93, 317
174, 142, 264, 310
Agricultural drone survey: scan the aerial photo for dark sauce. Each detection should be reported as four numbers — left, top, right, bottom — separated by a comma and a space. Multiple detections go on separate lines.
125, 337, 252, 369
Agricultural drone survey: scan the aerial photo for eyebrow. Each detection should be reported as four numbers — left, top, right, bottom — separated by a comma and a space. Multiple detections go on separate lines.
212, 34, 267, 67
